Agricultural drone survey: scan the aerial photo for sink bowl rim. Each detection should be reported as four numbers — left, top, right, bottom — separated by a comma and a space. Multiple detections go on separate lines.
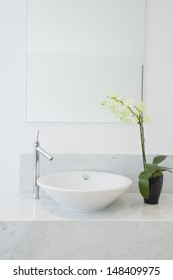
37, 170, 132, 193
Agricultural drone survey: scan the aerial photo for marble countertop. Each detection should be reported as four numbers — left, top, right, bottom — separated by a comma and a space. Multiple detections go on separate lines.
0, 192, 173, 221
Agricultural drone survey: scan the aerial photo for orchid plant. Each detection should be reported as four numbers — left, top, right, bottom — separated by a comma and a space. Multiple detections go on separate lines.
102, 94, 172, 199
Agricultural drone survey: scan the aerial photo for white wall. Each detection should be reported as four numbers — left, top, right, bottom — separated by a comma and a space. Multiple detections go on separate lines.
0, 0, 173, 200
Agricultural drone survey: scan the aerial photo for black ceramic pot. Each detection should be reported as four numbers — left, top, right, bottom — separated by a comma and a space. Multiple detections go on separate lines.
144, 174, 163, 204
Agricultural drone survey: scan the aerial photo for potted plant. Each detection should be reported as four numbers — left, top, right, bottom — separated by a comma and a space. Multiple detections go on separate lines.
102, 94, 172, 204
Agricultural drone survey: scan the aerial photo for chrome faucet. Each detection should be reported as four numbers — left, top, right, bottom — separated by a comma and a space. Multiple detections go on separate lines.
33, 130, 53, 199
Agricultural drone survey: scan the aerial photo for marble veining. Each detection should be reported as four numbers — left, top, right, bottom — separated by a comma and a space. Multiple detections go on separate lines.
0, 220, 173, 259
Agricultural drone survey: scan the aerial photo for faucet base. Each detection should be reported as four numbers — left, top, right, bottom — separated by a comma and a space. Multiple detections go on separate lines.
33, 186, 40, 199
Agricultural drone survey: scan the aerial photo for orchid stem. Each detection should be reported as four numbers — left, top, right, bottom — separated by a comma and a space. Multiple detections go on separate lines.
139, 118, 146, 171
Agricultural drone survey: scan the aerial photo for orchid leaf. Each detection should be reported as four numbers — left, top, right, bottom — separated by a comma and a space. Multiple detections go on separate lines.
138, 171, 150, 199
157, 166, 172, 173
145, 163, 158, 177
152, 155, 167, 165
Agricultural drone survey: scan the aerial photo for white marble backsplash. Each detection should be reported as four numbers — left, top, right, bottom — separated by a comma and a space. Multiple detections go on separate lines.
20, 154, 173, 193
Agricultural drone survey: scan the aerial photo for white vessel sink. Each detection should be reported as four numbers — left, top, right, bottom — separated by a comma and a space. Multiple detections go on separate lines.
37, 171, 132, 212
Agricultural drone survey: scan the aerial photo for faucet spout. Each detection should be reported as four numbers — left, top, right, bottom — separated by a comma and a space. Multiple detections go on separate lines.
36, 146, 53, 161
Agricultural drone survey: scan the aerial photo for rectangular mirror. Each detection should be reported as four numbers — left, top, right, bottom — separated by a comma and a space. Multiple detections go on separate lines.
26, 0, 146, 122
